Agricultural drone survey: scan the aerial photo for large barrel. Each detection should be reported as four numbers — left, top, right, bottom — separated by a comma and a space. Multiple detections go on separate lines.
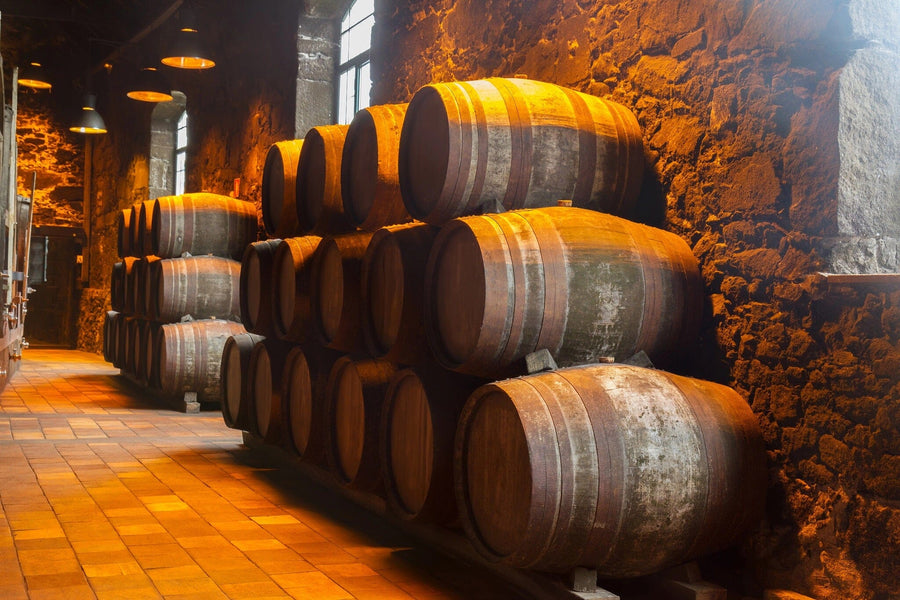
134, 256, 161, 317
117, 208, 133, 258
138, 198, 157, 256
133, 319, 156, 385
151, 192, 257, 259
341, 103, 411, 231
295, 124, 353, 234
240, 239, 282, 336
425, 207, 703, 377
381, 365, 483, 524
103, 311, 120, 363
144, 321, 164, 389
272, 236, 322, 341
115, 316, 134, 369
249, 339, 294, 444
128, 202, 144, 257
325, 357, 396, 490
398, 78, 644, 224
111, 258, 138, 312
157, 319, 247, 402
454, 364, 767, 577
221, 332, 265, 431
151, 256, 241, 323
282, 345, 343, 461
311, 232, 374, 352
124, 317, 142, 376
361, 222, 437, 364
262, 139, 304, 237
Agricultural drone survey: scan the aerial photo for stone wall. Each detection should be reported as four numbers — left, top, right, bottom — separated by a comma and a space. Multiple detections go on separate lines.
15, 94, 84, 228
372, 1, 897, 598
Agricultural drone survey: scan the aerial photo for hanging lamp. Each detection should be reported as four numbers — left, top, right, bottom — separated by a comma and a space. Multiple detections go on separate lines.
161, 7, 215, 71
18, 62, 52, 90
69, 94, 108, 135
126, 67, 173, 102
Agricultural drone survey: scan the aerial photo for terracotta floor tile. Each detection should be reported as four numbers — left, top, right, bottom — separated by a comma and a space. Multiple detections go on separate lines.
0, 351, 522, 600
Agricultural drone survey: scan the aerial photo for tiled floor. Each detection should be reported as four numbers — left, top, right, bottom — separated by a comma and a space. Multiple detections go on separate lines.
0, 349, 520, 600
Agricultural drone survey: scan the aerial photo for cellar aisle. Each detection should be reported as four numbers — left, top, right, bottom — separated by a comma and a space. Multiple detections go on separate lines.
0, 349, 516, 600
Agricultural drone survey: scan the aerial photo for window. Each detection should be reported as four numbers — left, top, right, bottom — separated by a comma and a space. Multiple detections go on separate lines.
336, 0, 374, 125
149, 92, 186, 199
174, 109, 188, 195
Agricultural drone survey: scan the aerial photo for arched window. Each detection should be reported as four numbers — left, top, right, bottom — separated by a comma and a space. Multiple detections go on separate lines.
149, 91, 187, 199
336, 0, 374, 124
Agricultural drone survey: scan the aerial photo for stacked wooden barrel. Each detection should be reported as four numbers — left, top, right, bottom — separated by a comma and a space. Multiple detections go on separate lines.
218, 77, 765, 580
106, 192, 255, 404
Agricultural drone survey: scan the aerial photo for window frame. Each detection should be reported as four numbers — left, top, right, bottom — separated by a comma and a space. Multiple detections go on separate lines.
174, 109, 188, 196
336, 0, 374, 125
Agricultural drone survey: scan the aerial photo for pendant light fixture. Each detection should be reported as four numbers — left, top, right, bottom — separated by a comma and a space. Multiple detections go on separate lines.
17, 62, 52, 90
69, 94, 108, 135
161, 7, 215, 70
126, 67, 174, 102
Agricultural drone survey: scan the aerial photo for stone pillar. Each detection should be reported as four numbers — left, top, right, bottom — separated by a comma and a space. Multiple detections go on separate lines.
824, 0, 900, 272
296, 8, 341, 137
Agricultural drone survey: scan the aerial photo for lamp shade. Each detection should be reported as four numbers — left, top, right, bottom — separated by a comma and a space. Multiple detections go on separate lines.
18, 62, 52, 90
161, 28, 215, 69
69, 94, 107, 134
126, 67, 174, 102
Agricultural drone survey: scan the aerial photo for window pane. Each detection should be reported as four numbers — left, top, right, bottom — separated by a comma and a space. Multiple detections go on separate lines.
357, 61, 371, 112
176, 111, 188, 150
343, 0, 374, 32
175, 151, 186, 195
344, 15, 374, 64
338, 69, 355, 125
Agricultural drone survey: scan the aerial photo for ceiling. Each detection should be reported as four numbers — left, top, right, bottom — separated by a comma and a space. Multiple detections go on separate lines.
0, 0, 184, 110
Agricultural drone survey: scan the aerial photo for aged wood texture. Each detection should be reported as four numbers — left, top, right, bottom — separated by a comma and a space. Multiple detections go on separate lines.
425, 206, 702, 377
110, 257, 138, 312
361, 222, 438, 364
134, 256, 161, 317
272, 235, 322, 341
311, 231, 375, 353
117, 208, 133, 258
399, 78, 644, 224
221, 332, 265, 431
325, 357, 397, 491
262, 139, 304, 237
150, 256, 241, 323
239, 239, 283, 336
249, 339, 294, 445
296, 125, 354, 235
157, 319, 247, 402
151, 192, 257, 259
282, 345, 344, 462
380, 364, 483, 524
454, 364, 766, 577
341, 103, 412, 231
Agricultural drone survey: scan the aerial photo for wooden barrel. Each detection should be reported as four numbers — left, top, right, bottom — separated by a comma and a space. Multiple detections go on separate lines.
295, 124, 353, 234
134, 256, 161, 317
114, 316, 134, 370
240, 239, 282, 336
361, 222, 438, 364
144, 321, 164, 389
128, 202, 144, 257
455, 364, 767, 577
110, 258, 138, 312
151, 256, 241, 323
425, 207, 703, 377
381, 364, 483, 523
103, 311, 120, 363
123, 257, 141, 315
325, 357, 396, 490
262, 139, 304, 237
311, 231, 374, 352
157, 319, 247, 402
398, 78, 644, 224
124, 317, 143, 376
138, 198, 157, 256
221, 333, 266, 431
282, 345, 343, 461
151, 192, 257, 259
341, 103, 412, 231
272, 235, 322, 341
249, 339, 295, 444
117, 208, 133, 258
133, 319, 155, 385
